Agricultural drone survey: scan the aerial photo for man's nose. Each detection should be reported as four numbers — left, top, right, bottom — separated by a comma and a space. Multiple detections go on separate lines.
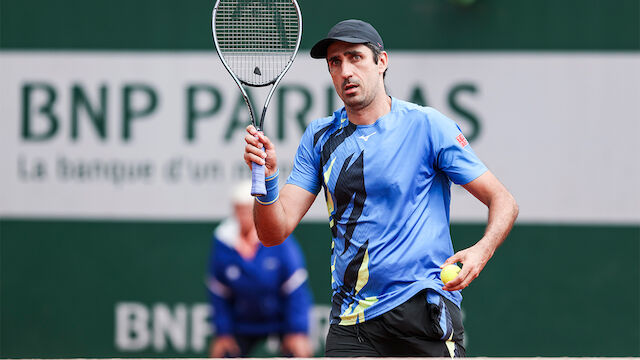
339, 61, 355, 78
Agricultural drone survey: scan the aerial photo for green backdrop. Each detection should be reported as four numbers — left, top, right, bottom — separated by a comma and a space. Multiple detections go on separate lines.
1, 220, 639, 357
1, 0, 638, 51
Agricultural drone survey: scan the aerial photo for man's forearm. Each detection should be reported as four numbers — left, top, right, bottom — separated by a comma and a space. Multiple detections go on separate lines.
254, 200, 289, 246
253, 183, 317, 247
477, 190, 519, 254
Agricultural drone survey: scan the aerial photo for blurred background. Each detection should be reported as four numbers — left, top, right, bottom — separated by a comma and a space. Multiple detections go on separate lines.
1, 0, 639, 357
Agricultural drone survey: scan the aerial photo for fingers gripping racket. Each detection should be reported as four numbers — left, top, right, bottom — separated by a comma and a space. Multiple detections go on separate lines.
212, 0, 302, 196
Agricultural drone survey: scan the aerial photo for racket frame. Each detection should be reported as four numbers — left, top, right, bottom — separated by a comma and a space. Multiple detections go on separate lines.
211, 0, 302, 132
211, 0, 302, 196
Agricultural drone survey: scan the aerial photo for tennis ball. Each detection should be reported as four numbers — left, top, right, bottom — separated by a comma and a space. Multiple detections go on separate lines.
441, 264, 461, 284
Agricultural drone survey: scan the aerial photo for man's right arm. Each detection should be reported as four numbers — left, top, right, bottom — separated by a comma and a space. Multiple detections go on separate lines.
244, 125, 317, 246
254, 184, 316, 246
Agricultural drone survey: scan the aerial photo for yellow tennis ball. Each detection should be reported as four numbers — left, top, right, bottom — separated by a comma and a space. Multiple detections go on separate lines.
441, 264, 461, 284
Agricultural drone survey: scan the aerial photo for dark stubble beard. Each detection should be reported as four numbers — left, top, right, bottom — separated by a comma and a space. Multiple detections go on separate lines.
340, 79, 378, 112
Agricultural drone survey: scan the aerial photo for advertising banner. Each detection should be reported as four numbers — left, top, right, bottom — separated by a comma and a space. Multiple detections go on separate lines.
1, 52, 638, 223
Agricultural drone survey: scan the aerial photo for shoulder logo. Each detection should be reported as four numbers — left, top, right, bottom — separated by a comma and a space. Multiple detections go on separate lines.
456, 133, 469, 147
358, 132, 377, 141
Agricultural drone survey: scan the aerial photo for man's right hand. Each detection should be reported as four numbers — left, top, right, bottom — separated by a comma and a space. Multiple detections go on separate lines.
244, 125, 278, 178
210, 335, 240, 358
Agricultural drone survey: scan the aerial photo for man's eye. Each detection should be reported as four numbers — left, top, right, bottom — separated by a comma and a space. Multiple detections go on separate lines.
353, 55, 362, 60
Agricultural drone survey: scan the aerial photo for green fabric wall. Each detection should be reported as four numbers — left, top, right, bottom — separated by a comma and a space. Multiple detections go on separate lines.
1, 0, 638, 50
1, 220, 638, 357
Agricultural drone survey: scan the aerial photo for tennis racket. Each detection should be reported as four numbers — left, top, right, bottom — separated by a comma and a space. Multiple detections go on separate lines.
212, 0, 302, 196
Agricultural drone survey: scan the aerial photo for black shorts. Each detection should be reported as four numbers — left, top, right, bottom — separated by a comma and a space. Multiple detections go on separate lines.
325, 289, 465, 357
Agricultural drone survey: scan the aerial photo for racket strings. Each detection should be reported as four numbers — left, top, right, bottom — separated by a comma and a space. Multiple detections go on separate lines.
215, 0, 300, 86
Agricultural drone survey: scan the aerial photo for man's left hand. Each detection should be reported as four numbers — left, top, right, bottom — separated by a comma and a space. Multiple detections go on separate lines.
282, 333, 312, 357
441, 241, 495, 291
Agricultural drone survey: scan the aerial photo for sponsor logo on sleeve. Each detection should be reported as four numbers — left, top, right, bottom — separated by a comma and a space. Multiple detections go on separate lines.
456, 133, 469, 148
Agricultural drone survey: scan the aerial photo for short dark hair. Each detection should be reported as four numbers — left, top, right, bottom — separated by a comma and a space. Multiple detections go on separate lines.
365, 42, 387, 79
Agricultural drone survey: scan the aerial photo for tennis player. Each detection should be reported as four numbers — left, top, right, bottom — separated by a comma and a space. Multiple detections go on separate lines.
244, 19, 518, 357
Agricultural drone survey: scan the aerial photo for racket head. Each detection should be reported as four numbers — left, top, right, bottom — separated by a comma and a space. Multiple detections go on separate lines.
212, 0, 302, 88
212, 0, 301, 197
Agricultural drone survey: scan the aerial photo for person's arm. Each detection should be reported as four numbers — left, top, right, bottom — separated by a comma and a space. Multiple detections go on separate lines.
442, 170, 518, 291
255, 184, 316, 246
206, 242, 241, 357
208, 280, 235, 337
280, 237, 313, 357
280, 237, 312, 333
244, 125, 317, 246
206, 240, 235, 337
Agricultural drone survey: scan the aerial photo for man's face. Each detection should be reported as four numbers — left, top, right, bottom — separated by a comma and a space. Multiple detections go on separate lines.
326, 41, 387, 111
233, 203, 254, 233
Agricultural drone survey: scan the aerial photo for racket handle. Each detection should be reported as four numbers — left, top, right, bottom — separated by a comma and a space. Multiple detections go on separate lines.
251, 138, 267, 196
251, 162, 266, 196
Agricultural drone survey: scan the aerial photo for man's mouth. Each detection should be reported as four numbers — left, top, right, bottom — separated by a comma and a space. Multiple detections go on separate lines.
344, 83, 359, 94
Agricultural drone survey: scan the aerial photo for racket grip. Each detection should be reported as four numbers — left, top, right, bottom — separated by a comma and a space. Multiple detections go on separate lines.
251, 162, 266, 196
251, 133, 267, 196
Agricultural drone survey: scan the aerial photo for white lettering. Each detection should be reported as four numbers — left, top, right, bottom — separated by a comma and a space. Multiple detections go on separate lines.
115, 302, 150, 351
191, 304, 213, 352
153, 303, 188, 352
114, 302, 329, 355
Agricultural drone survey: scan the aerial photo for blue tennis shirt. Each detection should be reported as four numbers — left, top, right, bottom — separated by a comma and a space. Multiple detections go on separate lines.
287, 97, 487, 325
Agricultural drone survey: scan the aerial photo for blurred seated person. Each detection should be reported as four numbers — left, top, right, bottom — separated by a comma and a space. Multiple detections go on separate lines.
207, 180, 313, 357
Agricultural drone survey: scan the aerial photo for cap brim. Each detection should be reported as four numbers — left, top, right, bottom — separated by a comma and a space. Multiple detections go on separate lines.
310, 36, 370, 59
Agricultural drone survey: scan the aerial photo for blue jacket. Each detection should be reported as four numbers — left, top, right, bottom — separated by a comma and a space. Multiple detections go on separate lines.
207, 218, 312, 336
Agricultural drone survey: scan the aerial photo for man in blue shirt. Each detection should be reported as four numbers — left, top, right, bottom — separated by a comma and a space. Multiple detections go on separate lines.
207, 181, 312, 357
243, 19, 518, 357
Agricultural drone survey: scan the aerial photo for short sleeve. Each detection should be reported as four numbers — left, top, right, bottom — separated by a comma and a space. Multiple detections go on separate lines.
286, 123, 322, 195
428, 109, 488, 185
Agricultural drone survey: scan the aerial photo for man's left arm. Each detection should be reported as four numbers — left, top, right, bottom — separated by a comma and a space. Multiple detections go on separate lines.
442, 170, 518, 291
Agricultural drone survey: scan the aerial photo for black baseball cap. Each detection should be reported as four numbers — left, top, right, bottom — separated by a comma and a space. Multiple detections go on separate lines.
310, 19, 384, 59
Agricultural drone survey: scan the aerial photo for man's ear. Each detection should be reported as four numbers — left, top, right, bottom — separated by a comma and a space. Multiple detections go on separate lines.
378, 51, 388, 74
